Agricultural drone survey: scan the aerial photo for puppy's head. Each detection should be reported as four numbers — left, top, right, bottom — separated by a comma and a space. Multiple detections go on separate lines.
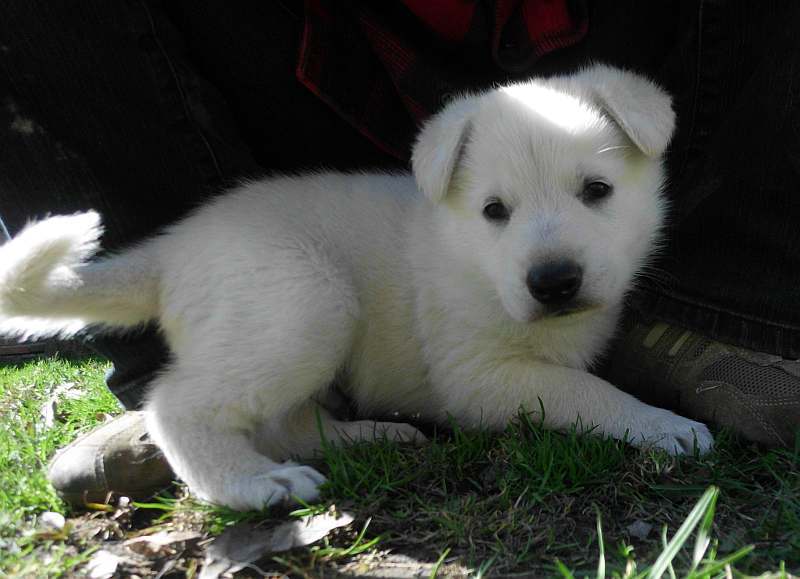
412, 64, 674, 323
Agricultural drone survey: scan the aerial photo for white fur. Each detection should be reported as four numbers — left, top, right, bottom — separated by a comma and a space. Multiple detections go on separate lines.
0, 65, 712, 511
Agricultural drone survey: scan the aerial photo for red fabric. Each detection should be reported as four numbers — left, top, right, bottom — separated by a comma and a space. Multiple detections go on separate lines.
524, 0, 574, 41
401, 0, 476, 43
297, 0, 588, 160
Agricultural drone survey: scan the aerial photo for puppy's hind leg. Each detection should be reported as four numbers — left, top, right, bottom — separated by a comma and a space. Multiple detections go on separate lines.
145, 249, 361, 511
257, 399, 427, 460
145, 364, 333, 511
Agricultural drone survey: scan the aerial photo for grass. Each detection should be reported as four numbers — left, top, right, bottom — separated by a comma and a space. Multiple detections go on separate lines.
311, 415, 800, 575
0, 355, 798, 577
0, 356, 120, 576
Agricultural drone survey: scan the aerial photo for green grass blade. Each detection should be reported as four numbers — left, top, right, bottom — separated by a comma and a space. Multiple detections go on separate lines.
660, 525, 676, 579
690, 544, 755, 578
430, 547, 451, 579
340, 517, 377, 557
472, 556, 496, 579
690, 482, 719, 572
647, 486, 719, 579
554, 558, 576, 579
595, 506, 606, 579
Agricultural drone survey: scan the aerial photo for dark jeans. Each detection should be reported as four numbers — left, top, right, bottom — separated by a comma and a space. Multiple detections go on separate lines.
2, 1, 799, 409
634, 2, 800, 360
0, 0, 400, 408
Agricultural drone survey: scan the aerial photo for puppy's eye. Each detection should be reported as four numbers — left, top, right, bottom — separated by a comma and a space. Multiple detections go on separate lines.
582, 181, 613, 203
483, 200, 510, 222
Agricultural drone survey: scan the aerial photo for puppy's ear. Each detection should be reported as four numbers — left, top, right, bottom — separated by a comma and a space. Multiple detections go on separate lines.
412, 95, 476, 203
578, 64, 676, 158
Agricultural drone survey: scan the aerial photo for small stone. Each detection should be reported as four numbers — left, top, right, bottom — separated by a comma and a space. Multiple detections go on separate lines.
626, 519, 653, 540
38, 511, 66, 532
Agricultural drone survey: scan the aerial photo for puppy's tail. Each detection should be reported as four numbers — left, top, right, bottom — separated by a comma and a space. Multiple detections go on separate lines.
0, 212, 160, 340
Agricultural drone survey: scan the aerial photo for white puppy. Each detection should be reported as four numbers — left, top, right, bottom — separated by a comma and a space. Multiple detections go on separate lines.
0, 64, 712, 511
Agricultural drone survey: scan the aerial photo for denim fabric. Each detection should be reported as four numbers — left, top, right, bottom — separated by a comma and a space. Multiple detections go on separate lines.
0, 1, 261, 245
632, 2, 800, 359
0, 0, 260, 408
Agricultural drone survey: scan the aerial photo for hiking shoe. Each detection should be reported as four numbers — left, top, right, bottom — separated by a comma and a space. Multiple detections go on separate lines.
607, 317, 800, 447
47, 411, 174, 507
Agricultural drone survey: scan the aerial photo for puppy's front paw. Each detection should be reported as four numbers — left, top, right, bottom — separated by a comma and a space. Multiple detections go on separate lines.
218, 464, 327, 511
632, 409, 714, 455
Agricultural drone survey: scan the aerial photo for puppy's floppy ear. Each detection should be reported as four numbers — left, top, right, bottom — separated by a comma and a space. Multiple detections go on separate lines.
577, 64, 676, 158
411, 95, 476, 203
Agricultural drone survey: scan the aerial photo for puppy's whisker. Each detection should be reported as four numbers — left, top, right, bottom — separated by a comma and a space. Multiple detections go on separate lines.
596, 145, 632, 155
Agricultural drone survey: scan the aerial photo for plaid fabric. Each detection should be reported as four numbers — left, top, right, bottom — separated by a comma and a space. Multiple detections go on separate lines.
296, 0, 588, 160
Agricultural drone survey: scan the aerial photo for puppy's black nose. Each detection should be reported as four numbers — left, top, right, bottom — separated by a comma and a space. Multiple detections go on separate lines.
527, 261, 583, 305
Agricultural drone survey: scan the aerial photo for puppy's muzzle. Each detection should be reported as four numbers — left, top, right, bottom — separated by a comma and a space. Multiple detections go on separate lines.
526, 260, 583, 306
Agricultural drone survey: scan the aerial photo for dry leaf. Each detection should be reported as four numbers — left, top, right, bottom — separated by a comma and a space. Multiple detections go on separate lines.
124, 530, 202, 558
200, 511, 354, 579
85, 549, 126, 579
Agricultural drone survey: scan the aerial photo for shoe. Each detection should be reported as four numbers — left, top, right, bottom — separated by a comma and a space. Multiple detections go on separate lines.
607, 316, 800, 447
47, 411, 174, 507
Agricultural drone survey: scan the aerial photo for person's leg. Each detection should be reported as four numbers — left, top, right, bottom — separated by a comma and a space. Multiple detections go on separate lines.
0, 0, 262, 407
164, 0, 403, 173
606, 2, 800, 446
0, 1, 259, 243
648, 2, 800, 355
